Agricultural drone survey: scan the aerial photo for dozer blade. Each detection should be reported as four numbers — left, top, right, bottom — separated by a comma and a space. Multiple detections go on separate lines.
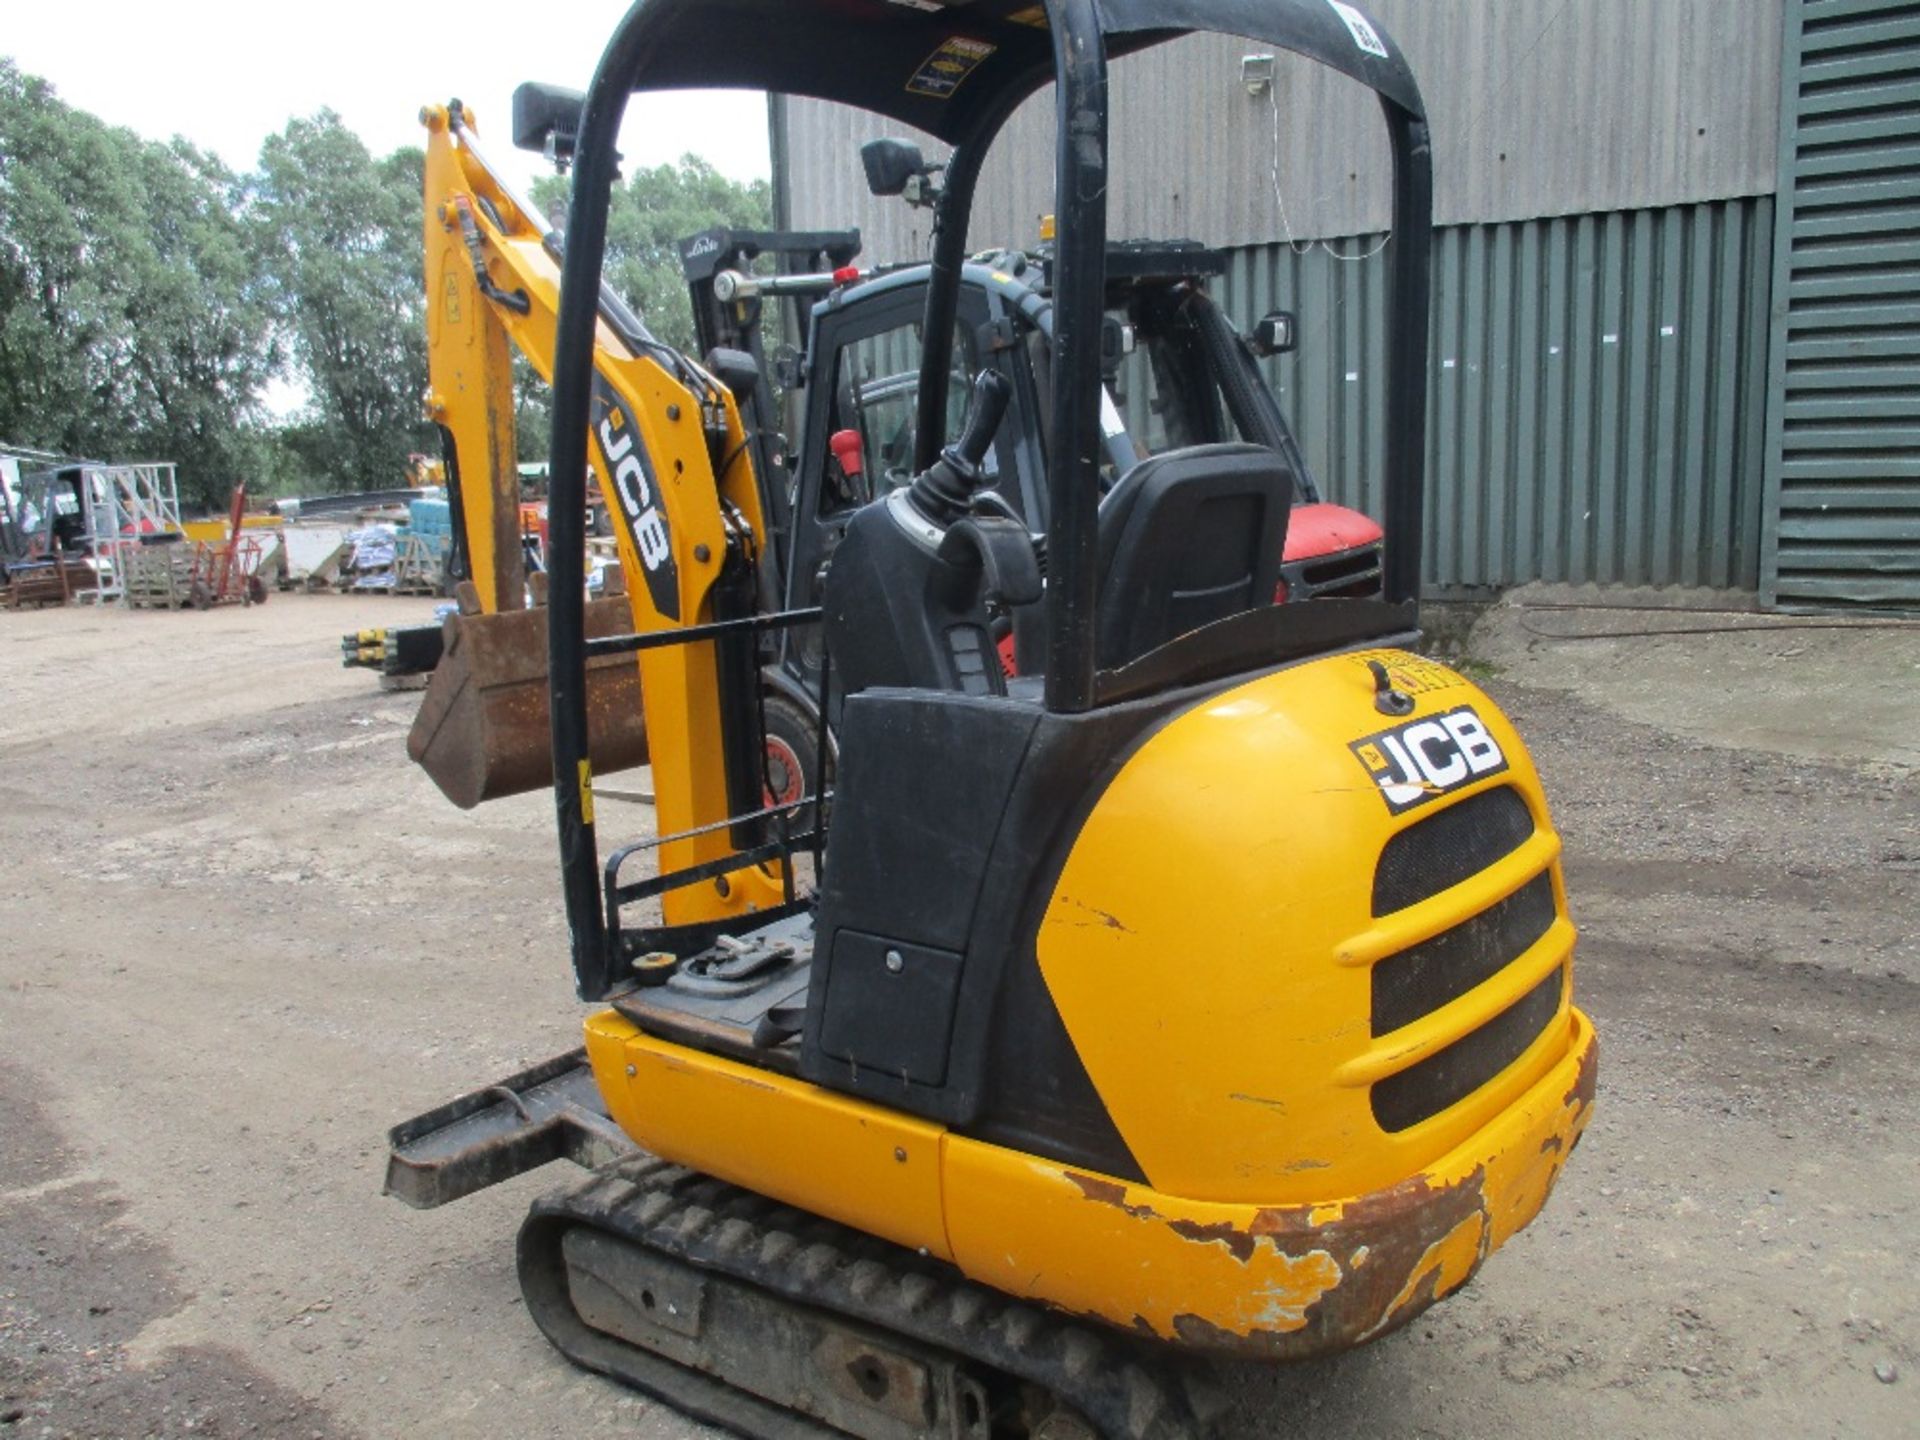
407, 593, 648, 808
519, 1158, 1217, 1440
385, 1049, 637, 1209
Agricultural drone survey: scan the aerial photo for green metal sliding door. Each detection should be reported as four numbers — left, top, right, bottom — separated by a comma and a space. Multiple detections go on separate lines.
1762, 0, 1920, 610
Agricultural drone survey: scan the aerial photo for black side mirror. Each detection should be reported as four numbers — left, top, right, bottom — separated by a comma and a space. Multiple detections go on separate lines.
861, 138, 924, 196
512, 82, 585, 169
861, 138, 944, 209
1249, 310, 1298, 358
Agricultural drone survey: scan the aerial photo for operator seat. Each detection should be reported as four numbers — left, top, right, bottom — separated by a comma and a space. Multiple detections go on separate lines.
1092, 442, 1293, 670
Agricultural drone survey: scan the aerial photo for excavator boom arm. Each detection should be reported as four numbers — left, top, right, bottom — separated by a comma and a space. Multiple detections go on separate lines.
419, 102, 784, 935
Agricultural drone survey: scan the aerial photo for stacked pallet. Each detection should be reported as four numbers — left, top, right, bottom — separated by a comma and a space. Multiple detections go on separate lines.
341, 526, 446, 595
119, 544, 204, 609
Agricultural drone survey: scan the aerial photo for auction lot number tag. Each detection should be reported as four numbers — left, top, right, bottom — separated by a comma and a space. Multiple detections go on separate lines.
1327, 1, 1390, 59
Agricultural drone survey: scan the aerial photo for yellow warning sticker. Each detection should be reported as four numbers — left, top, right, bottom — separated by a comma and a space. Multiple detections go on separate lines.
1008, 4, 1049, 27
578, 758, 596, 827
906, 36, 996, 99
1353, 650, 1465, 696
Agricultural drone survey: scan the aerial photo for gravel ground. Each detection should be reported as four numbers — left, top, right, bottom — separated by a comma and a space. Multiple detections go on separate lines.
0, 592, 1914, 1438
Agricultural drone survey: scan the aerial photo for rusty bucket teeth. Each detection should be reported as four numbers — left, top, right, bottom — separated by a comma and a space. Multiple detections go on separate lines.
407, 594, 649, 809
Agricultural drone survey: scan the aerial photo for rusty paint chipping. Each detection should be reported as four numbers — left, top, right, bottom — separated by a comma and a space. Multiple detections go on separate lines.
1064, 1162, 1509, 1357
1054, 896, 1133, 933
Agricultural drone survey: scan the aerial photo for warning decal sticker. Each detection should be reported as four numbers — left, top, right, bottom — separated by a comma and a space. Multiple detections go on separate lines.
1326, 1, 1390, 60
906, 36, 997, 99
1351, 650, 1467, 698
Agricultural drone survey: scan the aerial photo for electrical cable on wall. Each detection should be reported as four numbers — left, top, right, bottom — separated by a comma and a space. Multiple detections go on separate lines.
1267, 81, 1390, 262
1512, 602, 1920, 642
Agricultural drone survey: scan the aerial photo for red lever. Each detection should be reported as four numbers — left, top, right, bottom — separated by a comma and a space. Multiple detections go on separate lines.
832, 265, 861, 286
829, 428, 865, 477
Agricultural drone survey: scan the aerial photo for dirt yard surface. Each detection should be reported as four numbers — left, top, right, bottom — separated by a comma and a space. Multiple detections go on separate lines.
2, 593, 1915, 1439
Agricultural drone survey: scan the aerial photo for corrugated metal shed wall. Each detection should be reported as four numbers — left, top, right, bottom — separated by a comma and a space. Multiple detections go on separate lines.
775, 2, 1788, 595
782, 0, 1784, 256
1106, 201, 1774, 592
1761, 0, 1920, 611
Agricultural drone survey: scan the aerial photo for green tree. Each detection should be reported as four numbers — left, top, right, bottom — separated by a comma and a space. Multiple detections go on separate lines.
252, 112, 433, 491
0, 61, 276, 506
513, 355, 551, 466
532, 154, 771, 356
117, 138, 279, 502
0, 61, 131, 458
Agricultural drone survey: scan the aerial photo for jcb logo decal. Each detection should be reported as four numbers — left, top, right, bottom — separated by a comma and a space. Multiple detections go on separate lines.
590, 376, 680, 622
1351, 705, 1507, 814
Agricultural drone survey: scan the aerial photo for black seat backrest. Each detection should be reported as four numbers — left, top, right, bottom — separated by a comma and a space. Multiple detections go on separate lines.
1094, 442, 1293, 670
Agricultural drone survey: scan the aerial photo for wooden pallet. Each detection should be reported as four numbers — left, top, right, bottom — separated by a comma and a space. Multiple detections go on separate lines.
4, 558, 98, 609
388, 534, 446, 595
119, 541, 265, 609
119, 546, 201, 609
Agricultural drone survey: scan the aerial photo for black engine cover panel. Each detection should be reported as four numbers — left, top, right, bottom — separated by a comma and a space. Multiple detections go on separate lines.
801, 683, 1221, 1182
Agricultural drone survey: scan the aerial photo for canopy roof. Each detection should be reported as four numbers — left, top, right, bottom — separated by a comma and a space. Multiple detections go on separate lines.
619, 0, 1423, 144
543, 0, 1435, 975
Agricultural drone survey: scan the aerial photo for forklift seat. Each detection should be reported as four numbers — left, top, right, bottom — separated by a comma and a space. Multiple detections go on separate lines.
1093, 442, 1293, 670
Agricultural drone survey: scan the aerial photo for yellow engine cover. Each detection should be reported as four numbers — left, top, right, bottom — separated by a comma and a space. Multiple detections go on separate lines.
586, 647, 1596, 1358
1036, 647, 1581, 1206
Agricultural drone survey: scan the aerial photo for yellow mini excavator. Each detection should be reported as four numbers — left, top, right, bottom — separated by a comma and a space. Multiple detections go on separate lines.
385, 3, 1598, 1436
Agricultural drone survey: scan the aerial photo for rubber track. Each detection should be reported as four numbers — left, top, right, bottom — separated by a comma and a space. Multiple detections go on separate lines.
519, 1156, 1211, 1440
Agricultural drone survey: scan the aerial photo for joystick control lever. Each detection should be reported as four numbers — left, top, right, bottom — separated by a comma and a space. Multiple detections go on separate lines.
907, 369, 1011, 526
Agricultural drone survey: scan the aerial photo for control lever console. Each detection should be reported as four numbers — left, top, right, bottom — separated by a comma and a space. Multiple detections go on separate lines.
822, 369, 1039, 700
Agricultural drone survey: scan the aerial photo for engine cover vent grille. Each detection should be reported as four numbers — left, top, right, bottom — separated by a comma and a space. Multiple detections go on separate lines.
1371, 872, 1557, 1036
1371, 967, 1565, 1133
1372, 785, 1535, 916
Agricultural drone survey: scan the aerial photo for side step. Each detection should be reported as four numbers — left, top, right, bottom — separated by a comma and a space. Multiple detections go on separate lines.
385, 1049, 636, 1209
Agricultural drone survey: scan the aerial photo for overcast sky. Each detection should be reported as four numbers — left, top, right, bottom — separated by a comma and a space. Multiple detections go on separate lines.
5, 0, 772, 190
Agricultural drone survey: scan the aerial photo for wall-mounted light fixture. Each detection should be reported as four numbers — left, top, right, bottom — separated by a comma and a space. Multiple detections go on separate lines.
1242, 53, 1275, 96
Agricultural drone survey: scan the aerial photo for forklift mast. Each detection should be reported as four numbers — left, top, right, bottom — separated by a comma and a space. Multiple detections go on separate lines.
678, 225, 860, 615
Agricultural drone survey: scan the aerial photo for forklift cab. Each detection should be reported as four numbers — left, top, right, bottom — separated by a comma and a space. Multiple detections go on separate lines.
16, 467, 93, 557
782, 246, 1366, 682
809, 281, 998, 511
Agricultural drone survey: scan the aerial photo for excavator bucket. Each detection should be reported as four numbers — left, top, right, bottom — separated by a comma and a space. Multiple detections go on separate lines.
408, 582, 648, 809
